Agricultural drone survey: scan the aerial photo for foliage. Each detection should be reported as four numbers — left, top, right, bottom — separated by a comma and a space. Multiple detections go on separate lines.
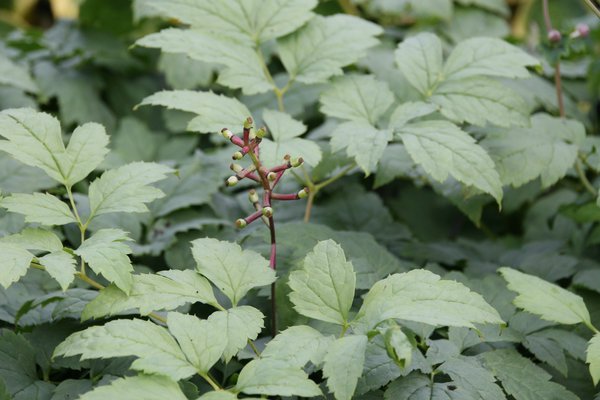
0, 0, 598, 399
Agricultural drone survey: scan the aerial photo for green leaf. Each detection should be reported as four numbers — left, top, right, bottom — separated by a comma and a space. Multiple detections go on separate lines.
331, 121, 389, 175
0, 228, 63, 252
37, 251, 76, 291
136, 29, 271, 95
320, 75, 394, 124
523, 333, 568, 376
167, 312, 226, 374
82, 270, 219, 319
394, 33, 443, 96
482, 113, 585, 188
438, 356, 506, 400
389, 101, 438, 130
74, 229, 133, 294
482, 349, 579, 400
455, 0, 508, 14
191, 238, 275, 306
0, 153, 54, 194
260, 109, 321, 167
443, 37, 539, 80
0, 329, 38, 397
499, 267, 591, 326
384, 373, 435, 400
208, 306, 264, 362
323, 335, 368, 400
383, 323, 413, 368
235, 359, 322, 397
0, 243, 33, 288
0, 193, 76, 226
54, 319, 195, 380
397, 120, 503, 204
79, 375, 188, 400
262, 325, 334, 368
158, 53, 214, 89
430, 77, 529, 127
138, 90, 251, 134
88, 162, 173, 220
141, 0, 317, 44
354, 269, 503, 331
63, 123, 109, 187
0, 55, 38, 93
197, 392, 239, 400
288, 240, 356, 325
374, 144, 415, 188
278, 15, 382, 84
587, 333, 600, 385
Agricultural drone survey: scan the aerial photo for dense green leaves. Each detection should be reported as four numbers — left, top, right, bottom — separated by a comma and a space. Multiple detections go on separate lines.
331, 121, 389, 174
0, 193, 75, 226
262, 325, 333, 367
80, 375, 188, 400
395, 33, 443, 96
587, 334, 600, 385
209, 306, 264, 361
323, 335, 368, 400
0, 243, 33, 288
235, 359, 322, 397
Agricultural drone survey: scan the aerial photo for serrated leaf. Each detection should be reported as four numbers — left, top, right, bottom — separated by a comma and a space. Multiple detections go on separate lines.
587, 333, 600, 385
191, 238, 275, 306
430, 77, 529, 127
136, 29, 270, 95
0, 193, 76, 226
397, 120, 503, 204
523, 333, 568, 376
37, 251, 76, 291
331, 121, 389, 175
278, 15, 382, 84
0, 243, 33, 288
74, 229, 133, 294
439, 356, 506, 400
63, 123, 109, 187
0, 55, 37, 93
262, 325, 334, 367
0, 228, 62, 252
142, 0, 317, 44
158, 53, 214, 89
260, 109, 321, 167
374, 144, 415, 188
320, 75, 394, 124
395, 33, 443, 96
288, 240, 355, 325
138, 90, 251, 134
167, 312, 226, 374
499, 267, 591, 326
54, 319, 195, 380
323, 335, 368, 400
0, 153, 54, 194
443, 38, 539, 80
383, 324, 413, 368
384, 373, 434, 400
82, 270, 219, 319
482, 349, 579, 400
88, 162, 173, 220
482, 113, 585, 188
354, 270, 503, 331
0, 329, 38, 397
208, 306, 264, 362
389, 102, 438, 130
79, 375, 188, 400
235, 359, 322, 397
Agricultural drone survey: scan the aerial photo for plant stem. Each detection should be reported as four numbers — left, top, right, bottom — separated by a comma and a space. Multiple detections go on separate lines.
575, 159, 597, 196
303, 163, 356, 223
303, 189, 315, 223
338, 0, 360, 15
201, 372, 222, 390
248, 339, 261, 357
541, 0, 565, 119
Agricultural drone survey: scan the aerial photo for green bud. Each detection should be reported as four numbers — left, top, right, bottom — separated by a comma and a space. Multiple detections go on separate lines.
249, 128, 256, 140
248, 189, 259, 203
262, 207, 273, 218
232, 151, 243, 160
256, 127, 267, 138
291, 157, 304, 168
226, 176, 238, 186
230, 163, 243, 173
235, 219, 247, 228
298, 188, 309, 199
243, 117, 253, 129
267, 172, 277, 181
221, 128, 233, 139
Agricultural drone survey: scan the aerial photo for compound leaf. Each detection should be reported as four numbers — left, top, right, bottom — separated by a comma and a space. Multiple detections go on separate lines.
331, 121, 389, 175
79, 375, 188, 400
0, 193, 76, 226
235, 359, 322, 397
262, 325, 334, 368
323, 335, 368, 400
37, 250, 76, 291
208, 306, 265, 362
587, 333, 600, 385
63, 123, 109, 186
0, 243, 33, 288
395, 33, 443, 96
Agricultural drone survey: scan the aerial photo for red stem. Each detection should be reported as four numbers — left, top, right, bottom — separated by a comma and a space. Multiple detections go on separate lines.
244, 209, 263, 225
271, 193, 300, 201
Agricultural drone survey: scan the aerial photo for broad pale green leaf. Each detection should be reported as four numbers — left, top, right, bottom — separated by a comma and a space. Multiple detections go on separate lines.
384, 373, 434, 400
82, 270, 219, 319
0, 55, 38, 93
74, 229, 134, 294
320, 75, 394, 124
374, 144, 415, 188
397, 120, 503, 204
482, 349, 579, 400
208, 306, 264, 362
138, 90, 251, 134
278, 15, 382, 84
354, 270, 503, 331
323, 335, 368, 400
444, 37, 539, 80
499, 267, 591, 326
142, 0, 317, 44
439, 356, 506, 400
158, 53, 214, 89
191, 238, 275, 306
331, 121, 389, 175
262, 325, 334, 367
383, 323, 413, 368
54, 319, 195, 380
235, 359, 322, 397
79, 375, 188, 400
482, 114, 585, 188
63, 123, 109, 186
395, 33, 443, 95
38, 251, 76, 291
88, 162, 173, 220
523, 333, 568, 376
0, 243, 33, 288
0, 109, 67, 183
587, 333, 600, 385
389, 101, 438, 130
260, 109, 321, 167
446, 8, 510, 43
288, 240, 356, 325
0, 228, 62, 252
0, 153, 54, 193
455, 0, 509, 15
430, 77, 529, 127
0, 329, 38, 397
0, 193, 76, 226
198, 392, 239, 400
136, 29, 271, 94
167, 312, 226, 374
